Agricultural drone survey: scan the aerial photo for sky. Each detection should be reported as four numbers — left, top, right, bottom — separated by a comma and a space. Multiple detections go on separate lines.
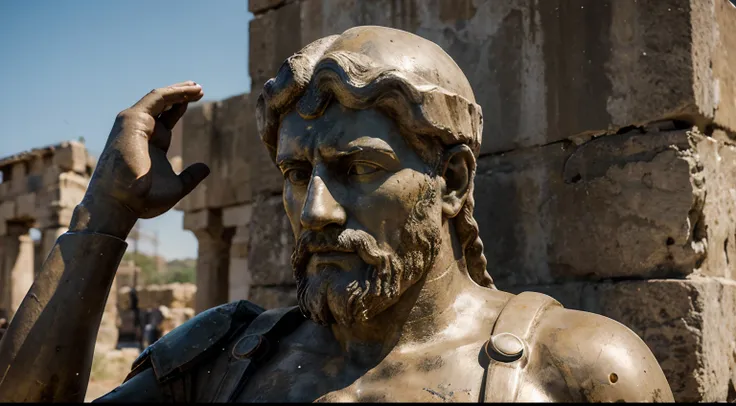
0, 0, 253, 260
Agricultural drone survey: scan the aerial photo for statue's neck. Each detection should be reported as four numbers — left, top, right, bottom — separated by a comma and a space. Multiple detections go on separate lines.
329, 221, 476, 367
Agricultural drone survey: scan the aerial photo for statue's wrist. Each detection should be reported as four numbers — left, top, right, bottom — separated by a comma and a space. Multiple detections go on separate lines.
69, 194, 138, 240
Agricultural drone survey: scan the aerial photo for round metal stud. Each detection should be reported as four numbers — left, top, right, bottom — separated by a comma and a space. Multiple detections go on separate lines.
232, 334, 264, 359
485, 332, 525, 363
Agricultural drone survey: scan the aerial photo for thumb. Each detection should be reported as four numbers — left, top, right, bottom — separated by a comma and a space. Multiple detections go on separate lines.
178, 162, 210, 198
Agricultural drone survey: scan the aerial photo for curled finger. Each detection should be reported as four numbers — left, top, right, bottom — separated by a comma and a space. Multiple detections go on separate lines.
133, 83, 203, 117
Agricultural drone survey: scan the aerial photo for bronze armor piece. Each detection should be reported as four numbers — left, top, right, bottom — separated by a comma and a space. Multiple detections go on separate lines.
0, 26, 674, 402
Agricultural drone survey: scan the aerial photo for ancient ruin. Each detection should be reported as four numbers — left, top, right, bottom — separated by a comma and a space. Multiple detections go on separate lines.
0, 141, 94, 320
173, 0, 736, 402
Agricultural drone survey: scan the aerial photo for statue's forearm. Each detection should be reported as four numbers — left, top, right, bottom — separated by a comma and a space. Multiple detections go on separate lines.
0, 207, 129, 402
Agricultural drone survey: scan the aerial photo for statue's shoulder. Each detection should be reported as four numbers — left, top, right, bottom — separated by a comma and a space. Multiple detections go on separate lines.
125, 300, 266, 384
530, 297, 675, 402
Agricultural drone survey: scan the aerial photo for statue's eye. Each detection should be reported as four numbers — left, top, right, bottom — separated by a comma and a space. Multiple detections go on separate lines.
285, 168, 310, 185
348, 162, 381, 176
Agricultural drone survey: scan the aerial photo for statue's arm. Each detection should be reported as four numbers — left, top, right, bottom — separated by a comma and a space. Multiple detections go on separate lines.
537, 307, 675, 402
0, 82, 209, 403
0, 203, 132, 402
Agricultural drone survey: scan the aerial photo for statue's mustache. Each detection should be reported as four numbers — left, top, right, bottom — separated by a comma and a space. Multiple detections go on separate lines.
291, 227, 389, 276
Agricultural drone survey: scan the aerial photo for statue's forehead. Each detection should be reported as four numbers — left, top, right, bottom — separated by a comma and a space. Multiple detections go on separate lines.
276, 104, 404, 156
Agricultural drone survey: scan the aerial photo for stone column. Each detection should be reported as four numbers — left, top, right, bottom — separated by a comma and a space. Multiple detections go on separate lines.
36, 227, 67, 275
1, 224, 34, 320
185, 209, 232, 313
223, 203, 253, 302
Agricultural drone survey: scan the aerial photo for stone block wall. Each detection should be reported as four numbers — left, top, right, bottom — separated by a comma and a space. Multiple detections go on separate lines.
175, 0, 736, 400
0, 141, 94, 319
177, 93, 296, 313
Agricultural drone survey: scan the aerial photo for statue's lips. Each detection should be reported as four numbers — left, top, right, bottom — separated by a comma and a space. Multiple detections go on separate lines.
308, 251, 360, 269
307, 251, 363, 273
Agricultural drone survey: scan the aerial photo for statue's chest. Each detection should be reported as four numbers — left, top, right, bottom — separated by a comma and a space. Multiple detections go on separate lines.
235, 341, 487, 402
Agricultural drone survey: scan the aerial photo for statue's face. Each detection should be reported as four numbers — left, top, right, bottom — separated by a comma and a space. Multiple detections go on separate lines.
277, 102, 442, 326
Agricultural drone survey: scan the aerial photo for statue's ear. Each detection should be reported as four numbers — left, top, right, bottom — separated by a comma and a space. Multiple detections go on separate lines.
440, 144, 475, 218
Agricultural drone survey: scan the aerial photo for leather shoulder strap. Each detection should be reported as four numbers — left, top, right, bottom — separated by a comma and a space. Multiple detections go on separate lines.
483, 291, 561, 403
209, 306, 305, 402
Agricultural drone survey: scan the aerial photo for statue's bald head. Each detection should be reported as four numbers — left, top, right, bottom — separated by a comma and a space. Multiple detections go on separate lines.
256, 25, 493, 289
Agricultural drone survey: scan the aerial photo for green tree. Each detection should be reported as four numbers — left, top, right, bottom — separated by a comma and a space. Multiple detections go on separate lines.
122, 252, 196, 285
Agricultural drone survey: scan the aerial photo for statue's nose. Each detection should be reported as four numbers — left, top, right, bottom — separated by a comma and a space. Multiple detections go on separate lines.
300, 175, 347, 231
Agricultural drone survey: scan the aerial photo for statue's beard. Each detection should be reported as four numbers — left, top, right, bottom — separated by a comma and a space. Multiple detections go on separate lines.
291, 181, 441, 327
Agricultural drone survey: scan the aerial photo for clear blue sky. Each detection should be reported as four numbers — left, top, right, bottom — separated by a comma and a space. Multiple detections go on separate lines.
0, 0, 253, 260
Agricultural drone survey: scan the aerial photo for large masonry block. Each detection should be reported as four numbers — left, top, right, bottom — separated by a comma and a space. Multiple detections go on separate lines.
477, 127, 736, 287
178, 94, 282, 211
53, 141, 88, 174
178, 102, 215, 212
249, 0, 303, 88
247, 195, 294, 287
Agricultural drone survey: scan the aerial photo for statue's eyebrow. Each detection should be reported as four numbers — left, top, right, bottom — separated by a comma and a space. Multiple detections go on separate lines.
321, 136, 399, 162
321, 145, 398, 161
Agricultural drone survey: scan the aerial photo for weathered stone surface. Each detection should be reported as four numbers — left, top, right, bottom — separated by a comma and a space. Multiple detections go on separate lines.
41, 165, 61, 188
477, 128, 714, 287
0, 201, 15, 221
176, 182, 207, 212
53, 141, 88, 174
223, 204, 253, 228
1, 228, 35, 319
694, 131, 736, 279
10, 163, 27, 195
247, 196, 294, 286
249, 0, 296, 14
228, 257, 250, 302
178, 94, 282, 211
509, 277, 736, 402
28, 157, 44, 175
698, 0, 736, 134
247, 285, 297, 310
183, 209, 220, 232
249, 0, 302, 88
194, 226, 233, 313
14, 192, 36, 220
251, 0, 736, 154
178, 102, 215, 212
226, 94, 284, 201
208, 94, 252, 208
0, 180, 10, 199
230, 225, 250, 259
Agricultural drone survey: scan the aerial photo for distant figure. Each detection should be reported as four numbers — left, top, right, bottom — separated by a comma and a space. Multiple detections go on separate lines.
141, 307, 164, 349
129, 287, 143, 348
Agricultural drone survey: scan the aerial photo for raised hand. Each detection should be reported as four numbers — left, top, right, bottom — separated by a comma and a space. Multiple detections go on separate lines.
75, 82, 210, 238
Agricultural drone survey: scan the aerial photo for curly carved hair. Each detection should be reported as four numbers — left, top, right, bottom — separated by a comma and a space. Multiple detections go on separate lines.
255, 32, 495, 289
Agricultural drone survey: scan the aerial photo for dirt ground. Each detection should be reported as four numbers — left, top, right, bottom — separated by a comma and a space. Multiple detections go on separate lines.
84, 348, 140, 402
